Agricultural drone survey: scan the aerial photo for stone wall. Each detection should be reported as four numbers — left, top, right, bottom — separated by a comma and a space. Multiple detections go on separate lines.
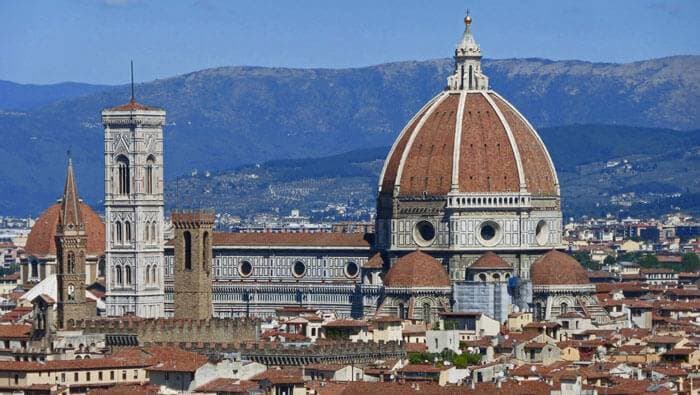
142, 340, 407, 366
67, 317, 259, 344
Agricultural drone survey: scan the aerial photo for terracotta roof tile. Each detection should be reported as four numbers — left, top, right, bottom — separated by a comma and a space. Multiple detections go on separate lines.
313, 381, 469, 395
194, 379, 257, 393
458, 93, 520, 193
107, 99, 159, 112
251, 368, 303, 384
364, 252, 384, 269
531, 250, 589, 286
89, 384, 160, 395
399, 93, 459, 196
25, 202, 105, 258
470, 251, 512, 270
490, 93, 557, 196
381, 91, 557, 198
0, 324, 32, 339
144, 346, 209, 372
0, 355, 152, 372
384, 251, 450, 288
324, 319, 369, 328
399, 364, 450, 373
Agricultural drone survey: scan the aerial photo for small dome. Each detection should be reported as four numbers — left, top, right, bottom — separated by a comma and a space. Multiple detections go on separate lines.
25, 203, 105, 258
470, 251, 512, 270
384, 250, 450, 288
531, 250, 589, 286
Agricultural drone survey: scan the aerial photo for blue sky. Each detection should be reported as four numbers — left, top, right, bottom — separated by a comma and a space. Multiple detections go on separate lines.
1, 0, 698, 85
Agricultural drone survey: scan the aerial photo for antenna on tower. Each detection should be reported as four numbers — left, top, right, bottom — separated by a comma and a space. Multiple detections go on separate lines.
130, 60, 135, 102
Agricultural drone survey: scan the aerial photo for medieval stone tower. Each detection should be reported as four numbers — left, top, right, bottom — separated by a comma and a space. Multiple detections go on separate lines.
172, 211, 214, 320
103, 96, 166, 318
55, 159, 94, 328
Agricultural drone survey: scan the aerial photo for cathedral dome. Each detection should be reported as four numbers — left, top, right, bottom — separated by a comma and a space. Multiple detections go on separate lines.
384, 250, 450, 288
378, 16, 558, 199
531, 250, 589, 286
379, 90, 558, 197
25, 202, 105, 258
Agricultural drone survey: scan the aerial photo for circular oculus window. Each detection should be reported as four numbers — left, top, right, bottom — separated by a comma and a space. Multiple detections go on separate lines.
413, 220, 436, 246
477, 221, 501, 246
239, 261, 252, 277
535, 220, 549, 246
292, 261, 306, 278
345, 261, 359, 278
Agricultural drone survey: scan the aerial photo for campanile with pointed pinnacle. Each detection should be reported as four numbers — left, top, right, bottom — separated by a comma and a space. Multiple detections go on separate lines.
55, 158, 93, 328
103, 69, 166, 318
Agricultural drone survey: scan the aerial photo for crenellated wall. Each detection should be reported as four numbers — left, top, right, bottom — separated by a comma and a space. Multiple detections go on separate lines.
67, 317, 259, 344
141, 340, 407, 366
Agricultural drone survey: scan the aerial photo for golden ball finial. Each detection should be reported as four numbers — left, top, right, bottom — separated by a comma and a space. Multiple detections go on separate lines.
464, 15, 472, 25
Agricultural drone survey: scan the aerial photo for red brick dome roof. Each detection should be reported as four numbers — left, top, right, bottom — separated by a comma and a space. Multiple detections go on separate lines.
384, 250, 450, 288
25, 202, 105, 258
531, 250, 589, 286
470, 251, 512, 270
379, 91, 558, 197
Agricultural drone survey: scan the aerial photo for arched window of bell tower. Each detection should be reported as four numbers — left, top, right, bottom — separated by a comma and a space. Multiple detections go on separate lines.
145, 155, 155, 195
115, 221, 122, 244
124, 221, 131, 242
116, 155, 130, 196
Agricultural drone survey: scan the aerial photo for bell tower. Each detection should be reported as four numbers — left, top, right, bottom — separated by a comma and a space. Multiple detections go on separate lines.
172, 211, 214, 320
103, 75, 166, 318
55, 158, 91, 328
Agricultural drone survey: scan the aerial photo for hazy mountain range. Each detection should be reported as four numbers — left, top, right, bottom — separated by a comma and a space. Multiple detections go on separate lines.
0, 55, 698, 217
165, 125, 700, 221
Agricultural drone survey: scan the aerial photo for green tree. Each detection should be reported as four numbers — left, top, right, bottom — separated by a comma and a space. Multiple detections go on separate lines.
638, 254, 659, 268
680, 253, 700, 272
617, 251, 642, 263
451, 352, 481, 368
603, 255, 616, 266
573, 251, 598, 270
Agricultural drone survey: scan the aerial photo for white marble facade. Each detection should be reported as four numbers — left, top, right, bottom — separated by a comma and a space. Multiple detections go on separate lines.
103, 104, 166, 318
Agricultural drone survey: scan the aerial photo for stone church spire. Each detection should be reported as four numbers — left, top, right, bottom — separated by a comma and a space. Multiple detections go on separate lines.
59, 157, 83, 230
447, 13, 489, 91
55, 157, 93, 329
